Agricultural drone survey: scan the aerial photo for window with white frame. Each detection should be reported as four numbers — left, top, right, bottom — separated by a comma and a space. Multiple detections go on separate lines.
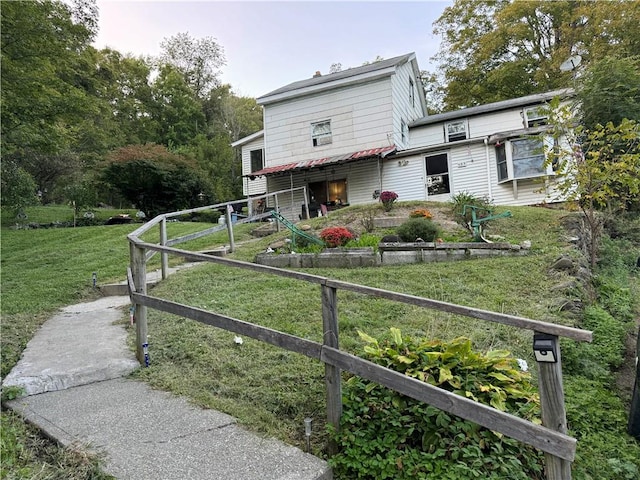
311, 120, 332, 146
401, 119, 407, 143
446, 120, 468, 142
524, 106, 548, 128
495, 137, 551, 182
250, 148, 263, 173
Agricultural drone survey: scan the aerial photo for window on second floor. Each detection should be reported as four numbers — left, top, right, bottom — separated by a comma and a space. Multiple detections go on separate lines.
524, 106, 548, 128
401, 119, 407, 143
311, 120, 332, 146
495, 137, 551, 182
250, 148, 263, 173
446, 120, 468, 142
409, 79, 415, 107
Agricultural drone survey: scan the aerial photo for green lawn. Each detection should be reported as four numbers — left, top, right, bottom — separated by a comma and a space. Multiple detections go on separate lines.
1, 203, 638, 479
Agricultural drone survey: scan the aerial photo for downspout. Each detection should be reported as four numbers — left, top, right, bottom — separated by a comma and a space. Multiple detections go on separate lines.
483, 137, 493, 201
377, 157, 383, 195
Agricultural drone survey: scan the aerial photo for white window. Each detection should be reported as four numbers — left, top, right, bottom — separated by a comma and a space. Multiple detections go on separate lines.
524, 106, 548, 128
401, 119, 407, 143
446, 120, 467, 142
496, 137, 552, 182
311, 120, 332, 146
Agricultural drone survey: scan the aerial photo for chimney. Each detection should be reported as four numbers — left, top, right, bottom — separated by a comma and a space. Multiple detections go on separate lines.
313, 71, 322, 77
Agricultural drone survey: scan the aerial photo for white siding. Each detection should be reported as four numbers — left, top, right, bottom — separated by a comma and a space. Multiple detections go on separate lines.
390, 62, 426, 150
448, 143, 491, 199
468, 110, 525, 138
263, 79, 394, 166
409, 124, 445, 146
241, 138, 266, 196
381, 157, 425, 201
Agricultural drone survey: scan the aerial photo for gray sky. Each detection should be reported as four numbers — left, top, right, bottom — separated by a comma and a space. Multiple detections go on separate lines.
94, 1, 452, 98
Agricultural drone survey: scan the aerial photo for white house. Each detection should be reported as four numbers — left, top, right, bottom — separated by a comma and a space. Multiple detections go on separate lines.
232, 52, 573, 219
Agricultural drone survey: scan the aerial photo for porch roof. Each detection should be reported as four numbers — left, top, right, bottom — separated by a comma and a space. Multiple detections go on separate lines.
246, 145, 396, 178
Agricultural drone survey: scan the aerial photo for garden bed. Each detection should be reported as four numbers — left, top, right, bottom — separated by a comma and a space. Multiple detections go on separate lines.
255, 242, 529, 268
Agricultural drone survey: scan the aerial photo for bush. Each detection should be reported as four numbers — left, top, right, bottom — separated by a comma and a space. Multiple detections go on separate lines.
345, 233, 381, 249
330, 331, 543, 479
320, 226, 354, 247
450, 191, 494, 232
396, 218, 440, 242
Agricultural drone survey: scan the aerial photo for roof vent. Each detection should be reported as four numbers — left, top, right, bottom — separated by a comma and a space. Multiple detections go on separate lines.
313, 71, 322, 77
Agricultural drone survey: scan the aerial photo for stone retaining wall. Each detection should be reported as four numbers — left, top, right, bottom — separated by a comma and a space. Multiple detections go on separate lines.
255, 242, 529, 268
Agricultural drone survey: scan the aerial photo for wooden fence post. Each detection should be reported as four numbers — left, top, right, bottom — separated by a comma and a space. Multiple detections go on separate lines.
160, 217, 168, 280
225, 206, 235, 253
536, 333, 572, 480
131, 243, 148, 365
628, 325, 640, 438
322, 283, 341, 455
274, 195, 280, 232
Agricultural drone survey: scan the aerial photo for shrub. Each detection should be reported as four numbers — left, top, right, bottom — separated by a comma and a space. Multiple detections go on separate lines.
380, 191, 398, 212
330, 330, 543, 479
450, 191, 494, 232
396, 218, 440, 242
344, 233, 381, 249
409, 208, 433, 219
319, 226, 354, 247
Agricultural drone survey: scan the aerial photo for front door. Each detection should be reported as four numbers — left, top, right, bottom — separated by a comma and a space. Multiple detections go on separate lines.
425, 152, 451, 198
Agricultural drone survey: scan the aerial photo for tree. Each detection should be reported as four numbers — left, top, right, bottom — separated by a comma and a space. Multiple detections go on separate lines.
158, 32, 226, 99
576, 56, 640, 131
547, 106, 640, 267
101, 144, 213, 218
1, 0, 98, 155
151, 65, 206, 148
433, 0, 640, 109
0, 161, 38, 217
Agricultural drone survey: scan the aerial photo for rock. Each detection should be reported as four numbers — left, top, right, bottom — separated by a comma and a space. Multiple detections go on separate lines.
381, 234, 401, 243
300, 224, 312, 231
269, 240, 287, 249
550, 256, 574, 271
520, 240, 532, 249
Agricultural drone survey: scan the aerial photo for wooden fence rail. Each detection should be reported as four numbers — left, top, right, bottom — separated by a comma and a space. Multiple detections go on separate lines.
128, 208, 593, 480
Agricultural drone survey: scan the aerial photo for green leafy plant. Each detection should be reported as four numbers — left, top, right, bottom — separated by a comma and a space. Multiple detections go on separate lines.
450, 191, 495, 235
319, 226, 354, 247
330, 330, 543, 479
344, 233, 381, 249
396, 218, 440, 242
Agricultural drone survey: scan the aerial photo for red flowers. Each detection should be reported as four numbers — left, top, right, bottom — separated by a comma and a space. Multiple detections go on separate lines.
320, 226, 354, 247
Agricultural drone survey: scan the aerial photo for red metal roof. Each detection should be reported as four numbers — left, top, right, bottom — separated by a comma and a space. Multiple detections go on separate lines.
247, 145, 396, 177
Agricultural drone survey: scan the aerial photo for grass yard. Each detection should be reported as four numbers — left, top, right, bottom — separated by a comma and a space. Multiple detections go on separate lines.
1, 202, 639, 479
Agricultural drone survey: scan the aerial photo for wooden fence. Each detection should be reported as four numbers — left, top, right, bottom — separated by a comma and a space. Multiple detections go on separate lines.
128, 208, 593, 480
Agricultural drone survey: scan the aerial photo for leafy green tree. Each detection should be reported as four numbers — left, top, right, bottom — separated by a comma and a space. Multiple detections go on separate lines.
547, 106, 640, 267
0, 161, 38, 217
433, 0, 640, 109
1, 0, 98, 155
158, 32, 226, 99
577, 56, 640, 131
101, 144, 213, 218
151, 66, 206, 148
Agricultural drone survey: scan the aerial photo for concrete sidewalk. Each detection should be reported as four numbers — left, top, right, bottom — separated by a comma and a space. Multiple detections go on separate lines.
3, 292, 331, 479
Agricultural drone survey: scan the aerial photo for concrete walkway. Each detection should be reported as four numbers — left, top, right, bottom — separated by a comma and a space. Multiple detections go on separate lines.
3, 280, 331, 479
